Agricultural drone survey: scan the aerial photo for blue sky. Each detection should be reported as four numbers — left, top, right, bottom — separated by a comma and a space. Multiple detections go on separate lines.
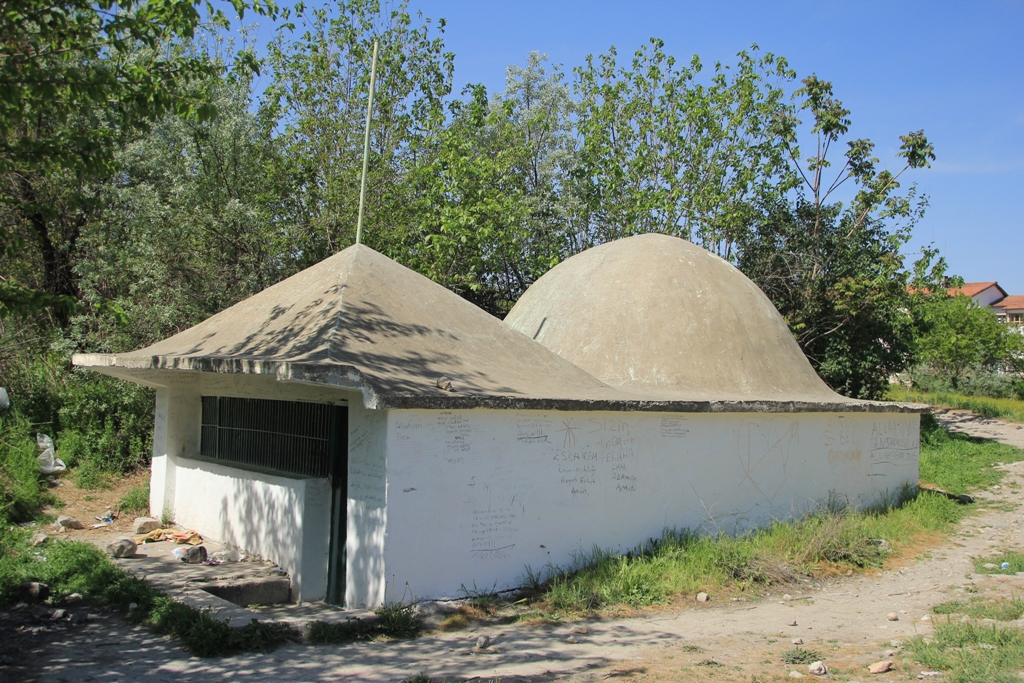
252, 1, 1023, 292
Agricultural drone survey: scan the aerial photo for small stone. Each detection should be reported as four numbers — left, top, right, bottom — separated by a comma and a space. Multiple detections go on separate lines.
49, 609, 67, 621
436, 376, 454, 392
885, 650, 895, 657
181, 545, 207, 564
106, 537, 137, 558
783, 594, 793, 601
868, 660, 893, 674
920, 615, 931, 621
66, 593, 83, 603
789, 671, 804, 679
889, 640, 901, 648
569, 625, 588, 634
475, 635, 490, 649
983, 563, 998, 569
133, 517, 161, 535
30, 530, 48, 547
566, 635, 579, 644
807, 661, 827, 676
69, 612, 90, 625
792, 638, 804, 645
887, 612, 899, 621
788, 620, 798, 627
18, 582, 49, 604
696, 592, 709, 602
56, 515, 83, 530
129, 602, 138, 611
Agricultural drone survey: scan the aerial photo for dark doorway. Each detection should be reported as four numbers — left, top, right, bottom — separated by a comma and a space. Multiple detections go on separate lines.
326, 407, 349, 605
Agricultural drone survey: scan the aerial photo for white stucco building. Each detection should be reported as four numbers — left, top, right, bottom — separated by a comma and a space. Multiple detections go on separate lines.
73, 234, 921, 608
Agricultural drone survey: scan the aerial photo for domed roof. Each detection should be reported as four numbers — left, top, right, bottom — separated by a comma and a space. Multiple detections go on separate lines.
504, 233, 843, 402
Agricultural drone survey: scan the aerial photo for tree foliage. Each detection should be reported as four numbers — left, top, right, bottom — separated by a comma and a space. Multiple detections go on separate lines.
0, 0, 274, 321
915, 294, 1024, 388
1, 0, 959, 486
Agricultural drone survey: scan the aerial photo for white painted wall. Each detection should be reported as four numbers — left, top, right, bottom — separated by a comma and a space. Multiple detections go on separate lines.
382, 409, 919, 601
346, 402, 387, 609
148, 372, 372, 603
170, 456, 330, 600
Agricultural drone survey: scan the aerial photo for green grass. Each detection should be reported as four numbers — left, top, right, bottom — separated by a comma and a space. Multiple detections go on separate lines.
887, 386, 1024, 423
532, 416, 1018, 616
0, 534, 297, 655
306, 602, 422, 644
70, 461, 112, 490
918, 413, 1024, 494
117, 484, 150, 513
0, 414, 48, 523
974, 551, 1024, 575
907, 622, 1024, 683
933, 597, 1024, 621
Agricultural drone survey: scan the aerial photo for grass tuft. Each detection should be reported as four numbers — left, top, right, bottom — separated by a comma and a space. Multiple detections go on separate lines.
907, 622, 1024, 683
974, 551, 1024, 575
933, 597, 1024, 621
307, 602, 422, 644
0, 535, 297, 655
781, 647, 824, 664
117, 484, 149, 513
888, 387, 1024, 424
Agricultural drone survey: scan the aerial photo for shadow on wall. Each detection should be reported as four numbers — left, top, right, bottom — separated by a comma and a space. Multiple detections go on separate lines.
347, 502, 385, 608
218, 475, 302, 579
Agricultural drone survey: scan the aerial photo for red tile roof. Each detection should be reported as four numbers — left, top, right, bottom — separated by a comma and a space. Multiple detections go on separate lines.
951, 281, 1008, 298
993, 295, 1024, 311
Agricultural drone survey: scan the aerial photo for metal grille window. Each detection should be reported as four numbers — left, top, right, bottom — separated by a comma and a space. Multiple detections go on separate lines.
199, 397, 342, 478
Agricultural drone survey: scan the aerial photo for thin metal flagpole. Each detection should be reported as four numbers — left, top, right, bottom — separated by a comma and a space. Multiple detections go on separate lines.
355, 39, 379, 246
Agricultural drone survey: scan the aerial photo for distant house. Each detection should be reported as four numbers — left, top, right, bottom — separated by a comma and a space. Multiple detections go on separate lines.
951, 281, 1009, 307
945, 282, 1023, 332
993, 295, 1024, 328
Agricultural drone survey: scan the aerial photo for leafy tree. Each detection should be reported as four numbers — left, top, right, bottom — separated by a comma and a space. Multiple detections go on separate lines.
737, 76, 935, 399
410, 53, 573, 314
570, 41, 795, 256
915, 294, 1023, 389
266, 0, 453, 266
0, 0, 274, 321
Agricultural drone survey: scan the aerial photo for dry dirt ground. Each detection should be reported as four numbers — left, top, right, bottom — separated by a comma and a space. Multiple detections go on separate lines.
8, 409, 1024, 683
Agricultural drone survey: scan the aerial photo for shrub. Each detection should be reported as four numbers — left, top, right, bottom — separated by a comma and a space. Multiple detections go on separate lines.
0, 413, 46, 523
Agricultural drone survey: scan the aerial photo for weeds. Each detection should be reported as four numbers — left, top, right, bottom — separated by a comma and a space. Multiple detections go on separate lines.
974, 551, 1024, 575
933, 597, 1024, 621
907, 622, 1024, 683
0, 535, 297, 655
918, 413, 1024, 494
888, 387, 1024, 424
306, 602, 422, 644
781, 647, 824, 664
117, 484, 150, 513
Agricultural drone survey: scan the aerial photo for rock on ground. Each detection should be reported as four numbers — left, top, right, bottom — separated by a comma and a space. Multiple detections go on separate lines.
56, 515, 82, 530
106, 538, 137, 558
133, 517, 161, 534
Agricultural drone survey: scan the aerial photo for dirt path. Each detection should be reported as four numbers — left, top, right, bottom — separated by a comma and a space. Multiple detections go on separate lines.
16, 410, 1024, 683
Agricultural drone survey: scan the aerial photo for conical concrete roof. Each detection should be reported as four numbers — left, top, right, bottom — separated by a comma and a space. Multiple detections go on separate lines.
74, 244, 623, 407
75, 239, 913, 413
504, 233, 847, 402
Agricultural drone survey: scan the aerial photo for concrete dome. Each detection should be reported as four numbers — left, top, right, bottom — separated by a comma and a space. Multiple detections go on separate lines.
504, 233, 843, 402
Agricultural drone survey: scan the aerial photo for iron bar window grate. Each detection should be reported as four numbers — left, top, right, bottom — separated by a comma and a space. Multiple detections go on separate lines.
199, 396, 340, 478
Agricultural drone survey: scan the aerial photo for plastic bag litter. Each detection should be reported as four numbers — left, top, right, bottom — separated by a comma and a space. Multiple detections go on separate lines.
36, 434, 66, 475
210, 548, 243, 563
